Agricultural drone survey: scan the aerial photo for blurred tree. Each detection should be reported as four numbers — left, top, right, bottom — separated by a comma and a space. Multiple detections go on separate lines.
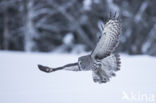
23, 0, 38, 51
0, 0, 23, 50
0, 0, 155, 55
34, 0, 95, 51
114, 0, 156, 55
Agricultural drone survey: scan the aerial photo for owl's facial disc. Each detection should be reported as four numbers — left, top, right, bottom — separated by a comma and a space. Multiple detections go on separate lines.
78, 55, 95, 71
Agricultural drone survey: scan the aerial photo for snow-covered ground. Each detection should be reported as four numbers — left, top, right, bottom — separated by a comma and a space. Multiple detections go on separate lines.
0, 51, 156, 103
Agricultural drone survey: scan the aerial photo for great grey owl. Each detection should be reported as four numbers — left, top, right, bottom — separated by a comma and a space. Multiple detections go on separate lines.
38, 14, 121, 84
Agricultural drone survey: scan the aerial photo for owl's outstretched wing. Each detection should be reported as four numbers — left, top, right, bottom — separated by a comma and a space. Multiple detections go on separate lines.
91, 16, 121, 60
92, 54, 120, 83
38, 62, 80, 73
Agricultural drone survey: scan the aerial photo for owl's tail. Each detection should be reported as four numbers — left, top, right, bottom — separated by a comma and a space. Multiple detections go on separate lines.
114, 53, 121, 71
92, 53, 121, 83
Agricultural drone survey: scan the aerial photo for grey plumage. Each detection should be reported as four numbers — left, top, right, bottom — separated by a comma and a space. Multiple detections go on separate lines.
38, 14, 121, 84
92, 54, 121, 83
91, 19, 120, 60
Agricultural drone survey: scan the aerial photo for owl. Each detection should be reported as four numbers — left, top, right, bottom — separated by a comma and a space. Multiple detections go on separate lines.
38, 13, 121, 84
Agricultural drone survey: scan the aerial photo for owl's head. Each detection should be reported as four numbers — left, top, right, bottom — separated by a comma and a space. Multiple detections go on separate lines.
78, 55, 96, 71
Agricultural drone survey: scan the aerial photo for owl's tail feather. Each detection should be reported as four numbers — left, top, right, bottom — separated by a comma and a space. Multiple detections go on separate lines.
114, 53, 121, 71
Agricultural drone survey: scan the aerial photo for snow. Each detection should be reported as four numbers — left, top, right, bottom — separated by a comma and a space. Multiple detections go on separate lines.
83, 0, 92, 10
0, 51, 156, 103
63, 33, 74, 45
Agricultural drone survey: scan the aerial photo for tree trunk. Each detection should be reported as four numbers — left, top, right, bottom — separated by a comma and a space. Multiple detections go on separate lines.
3, 10, 9, 50
23, 0, 35, 52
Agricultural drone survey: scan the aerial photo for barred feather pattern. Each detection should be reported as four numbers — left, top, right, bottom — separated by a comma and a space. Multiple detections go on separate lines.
92, 54, 121, 83
91, 19, 121, 60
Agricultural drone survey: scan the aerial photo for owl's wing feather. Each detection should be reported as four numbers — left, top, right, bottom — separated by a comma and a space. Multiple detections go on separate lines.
92, 54, 120, 83
64, 63, 80, 71
91, 18, 121, 60
38, 62, 80, 73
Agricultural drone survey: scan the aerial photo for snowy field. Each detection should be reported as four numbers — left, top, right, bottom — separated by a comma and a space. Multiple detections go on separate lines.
0, 51, 156, 103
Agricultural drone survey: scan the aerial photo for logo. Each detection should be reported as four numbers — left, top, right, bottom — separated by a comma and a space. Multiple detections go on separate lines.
122, 91, 155, 102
